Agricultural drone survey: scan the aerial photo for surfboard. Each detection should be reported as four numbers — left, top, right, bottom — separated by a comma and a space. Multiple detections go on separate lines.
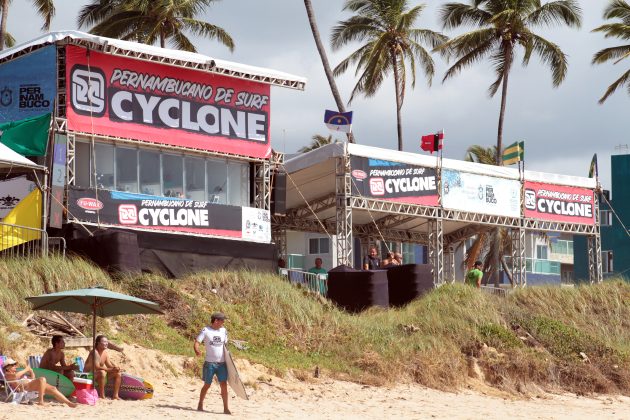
224, 346, 248, 400
32, 367, 75, 397
105, 372, 154, 400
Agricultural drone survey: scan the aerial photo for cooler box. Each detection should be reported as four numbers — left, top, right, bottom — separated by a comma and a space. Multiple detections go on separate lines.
72, 377, 93, 394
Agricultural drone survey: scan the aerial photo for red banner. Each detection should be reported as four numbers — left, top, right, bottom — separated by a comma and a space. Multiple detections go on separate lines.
524, 182, 595, 225
65, 45, 271, 158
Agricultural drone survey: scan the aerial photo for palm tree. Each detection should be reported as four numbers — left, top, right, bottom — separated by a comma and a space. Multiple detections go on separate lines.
298, 134, 337, 153
592, 0, 630, 103
0, 0, 54, 51
331, 0, 447, 151
77, 0, 234, 53
436, 0, 581, 164
304, 0, 354, 143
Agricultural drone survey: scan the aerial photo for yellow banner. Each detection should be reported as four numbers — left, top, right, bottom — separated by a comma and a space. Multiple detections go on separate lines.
1, 188, 42, 251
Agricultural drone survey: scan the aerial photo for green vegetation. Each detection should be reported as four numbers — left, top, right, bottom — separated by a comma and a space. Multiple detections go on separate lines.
1, 256, 629, 395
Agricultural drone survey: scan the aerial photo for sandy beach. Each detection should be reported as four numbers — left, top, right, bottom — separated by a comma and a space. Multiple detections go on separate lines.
2, 344, 629, 419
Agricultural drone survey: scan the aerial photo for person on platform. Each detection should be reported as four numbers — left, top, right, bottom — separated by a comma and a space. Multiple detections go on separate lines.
84, 335, 122, 399
394, 252, 403, 265
39, 335, 77, 380
194, 312, 230, 414
308, 258, 327, 275
363, 247, 381, 270
465, 260, 484, 288
2, 358, 77, 407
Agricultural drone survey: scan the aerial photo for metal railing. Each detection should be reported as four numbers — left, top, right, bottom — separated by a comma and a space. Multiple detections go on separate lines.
0, 222, 48, 257
0, 223, 67, 258
480, 285, 512, 297
279, 268, 328, 296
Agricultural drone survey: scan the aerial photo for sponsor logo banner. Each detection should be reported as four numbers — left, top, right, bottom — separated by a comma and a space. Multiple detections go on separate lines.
0, 176, 36, 219
524, 181, 594, 225
67, 188, 270, 242
350, 156, 439, 206
0, 46, 56, 123
65, 45, 271, 158
442, 169, 520, 217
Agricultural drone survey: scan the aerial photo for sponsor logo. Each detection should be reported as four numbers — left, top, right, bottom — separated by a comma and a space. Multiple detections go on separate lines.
76, 197, 104, 210
352, 170, 367, 180
0, 87, 12, 107
524, 189, 536, 210
369, 178, 385, 196
19, 84, 50, 109
385, 176, 436, 194
118, 204, 138, 224
70, 65, 106, 116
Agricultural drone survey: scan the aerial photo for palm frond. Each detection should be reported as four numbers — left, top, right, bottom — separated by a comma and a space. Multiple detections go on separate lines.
592, 23, 630, 40
33, 0, 55, 31
603, 0, 630, 24
592, 44, 630, 64
598, 68, 630, 103
526, 0, 582, 28
524, 34, 567, 87
181, 18, 235, 51
439, 2, 492, 30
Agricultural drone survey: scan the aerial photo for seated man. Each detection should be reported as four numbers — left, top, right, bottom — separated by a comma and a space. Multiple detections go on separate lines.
39, 335, 77, 380
84, 335, 122, 399
2, 358, 77, 407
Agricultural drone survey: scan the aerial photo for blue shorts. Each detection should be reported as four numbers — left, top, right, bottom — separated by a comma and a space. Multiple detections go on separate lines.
202, 362, 227, 384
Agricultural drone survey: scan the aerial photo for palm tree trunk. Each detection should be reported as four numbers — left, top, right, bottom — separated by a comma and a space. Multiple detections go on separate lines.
303, 0, 354, 143
496, 45, 513, 165
0, 0, 8, 52
500, 255, 515, 287
392, 53, 403, 151
160, 28, 165, 48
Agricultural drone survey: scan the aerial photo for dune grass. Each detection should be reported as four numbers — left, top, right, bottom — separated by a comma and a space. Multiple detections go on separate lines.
0, 256, 628, 395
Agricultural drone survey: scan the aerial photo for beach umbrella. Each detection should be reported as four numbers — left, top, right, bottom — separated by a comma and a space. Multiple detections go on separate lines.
26, 286, 163, 378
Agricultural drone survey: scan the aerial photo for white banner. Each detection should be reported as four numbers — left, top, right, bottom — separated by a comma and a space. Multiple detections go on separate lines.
0, 176, 36, 219
441, 169, 520, 217
241, 207, 271, 243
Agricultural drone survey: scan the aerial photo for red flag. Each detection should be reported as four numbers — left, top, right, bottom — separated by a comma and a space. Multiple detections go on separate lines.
421, 131, 444, 153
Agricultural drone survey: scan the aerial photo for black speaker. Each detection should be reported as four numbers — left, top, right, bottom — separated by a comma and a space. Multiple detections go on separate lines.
271, 171, 286, 215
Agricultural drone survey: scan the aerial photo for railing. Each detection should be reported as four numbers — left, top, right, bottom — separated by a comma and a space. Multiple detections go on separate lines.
0, 223, 67, 258
279, 268, 328, 296
480, 285, 512, 297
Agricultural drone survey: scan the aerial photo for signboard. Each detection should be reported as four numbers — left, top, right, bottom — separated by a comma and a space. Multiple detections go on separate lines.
0, 46, 56, 123
67, 188, 271, 242
442, 169, 520, 217
65, 45, 271, 159
350, 156, 439, 206
524, 181, 594, 225
49, 134, 67, 228
0, 176, 36, 219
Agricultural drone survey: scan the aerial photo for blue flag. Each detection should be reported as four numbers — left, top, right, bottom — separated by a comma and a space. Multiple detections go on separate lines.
324, 110, 353, 133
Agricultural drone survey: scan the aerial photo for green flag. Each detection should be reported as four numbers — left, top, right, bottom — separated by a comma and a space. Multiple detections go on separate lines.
0, 113, 51, 156
588, 153, 598, 178
502, 141, 524, 165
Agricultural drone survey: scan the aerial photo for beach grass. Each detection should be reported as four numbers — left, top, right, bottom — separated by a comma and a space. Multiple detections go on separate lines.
0, 256, 628, 395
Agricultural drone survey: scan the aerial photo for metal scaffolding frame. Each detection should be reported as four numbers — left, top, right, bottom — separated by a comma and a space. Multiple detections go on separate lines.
444, 245, 456, 283
428, 219, 444, 286
254, 162, 271, 211
511, 227, 527, 287
588, 192, 603, 283
335, 156, 353, 266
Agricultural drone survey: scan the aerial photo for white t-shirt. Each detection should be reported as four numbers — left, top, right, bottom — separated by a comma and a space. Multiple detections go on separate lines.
196, 326, 227, 363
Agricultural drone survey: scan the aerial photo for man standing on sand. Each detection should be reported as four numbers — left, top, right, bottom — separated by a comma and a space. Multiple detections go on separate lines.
466, 260, 484, 288
40, 335, 77, 380
84, 335, 122, 399
194, 312, 230, 414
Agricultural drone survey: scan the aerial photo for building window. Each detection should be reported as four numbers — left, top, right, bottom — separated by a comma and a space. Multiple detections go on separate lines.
207, 158, 228, 204
75, 141, 91, 188
94, 143, 114, 190
536, 245, 548, 260
309, 237, 330, 254
602, 251, 614, 273
185, 157, 206, 200
162, 154, 183, 198
139, 150, 161, 196
116, 147, 138, 193
600, 210, 613, 226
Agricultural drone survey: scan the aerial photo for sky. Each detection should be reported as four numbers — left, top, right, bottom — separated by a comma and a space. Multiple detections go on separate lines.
5, 0, 629, 190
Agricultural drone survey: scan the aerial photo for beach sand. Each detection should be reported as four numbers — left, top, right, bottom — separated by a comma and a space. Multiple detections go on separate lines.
3, 343, 629, 419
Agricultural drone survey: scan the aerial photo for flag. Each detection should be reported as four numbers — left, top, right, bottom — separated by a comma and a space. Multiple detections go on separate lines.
502, 141, 525, 165
324, 110, 353, 133
0, 113, 51, 156
588, 153, 598, 178
0, 188, 42, 251
421, 131, 444, 153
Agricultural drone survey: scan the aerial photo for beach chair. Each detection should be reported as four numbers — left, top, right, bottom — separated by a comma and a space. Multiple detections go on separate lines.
0, 357, 39, 404
73, 356, 93, 380
74, 356, 85, 373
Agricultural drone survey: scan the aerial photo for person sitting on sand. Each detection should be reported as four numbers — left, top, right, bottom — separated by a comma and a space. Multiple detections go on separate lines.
84, 335, 122, 399
194, 312, 230, 414
2, 358, 77, 407
40, 335, 77, 380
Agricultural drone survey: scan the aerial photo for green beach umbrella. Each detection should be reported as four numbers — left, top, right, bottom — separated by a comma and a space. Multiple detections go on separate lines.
26, 286, 163, 378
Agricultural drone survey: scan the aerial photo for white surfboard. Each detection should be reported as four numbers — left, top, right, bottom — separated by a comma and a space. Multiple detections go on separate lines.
224, 346, 248, 400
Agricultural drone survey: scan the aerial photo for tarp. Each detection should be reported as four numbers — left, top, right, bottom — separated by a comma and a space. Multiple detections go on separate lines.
0, 188, 42, 251
0, 141, 45, 170
0, 113, 50, 156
